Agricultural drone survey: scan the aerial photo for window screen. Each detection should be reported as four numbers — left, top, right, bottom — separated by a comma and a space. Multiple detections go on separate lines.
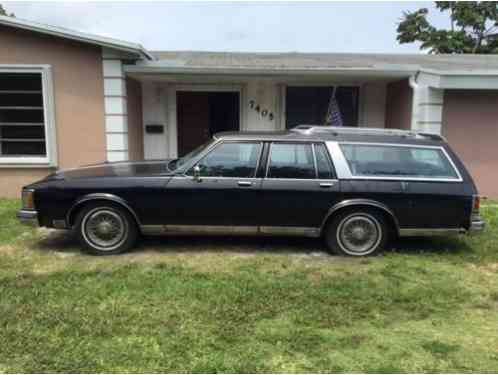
285, 86, 359, 129
0, 73, 46, 157
340, 144, 459, 179
193, 142, 261, 178
267, 143, 316, 179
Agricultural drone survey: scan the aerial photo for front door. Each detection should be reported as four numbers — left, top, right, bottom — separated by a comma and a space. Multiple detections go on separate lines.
176, 91, 240, 156
177, 92, 211, 156
163, 141, 264, 227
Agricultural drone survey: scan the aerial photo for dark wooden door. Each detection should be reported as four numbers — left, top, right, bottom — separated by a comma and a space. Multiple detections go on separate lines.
177, 92, 211, 156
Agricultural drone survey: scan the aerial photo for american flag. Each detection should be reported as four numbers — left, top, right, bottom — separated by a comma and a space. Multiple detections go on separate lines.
324, 87, 343, 127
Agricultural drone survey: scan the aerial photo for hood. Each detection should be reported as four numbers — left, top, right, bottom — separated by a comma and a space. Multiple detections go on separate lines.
51, 160, 174, 180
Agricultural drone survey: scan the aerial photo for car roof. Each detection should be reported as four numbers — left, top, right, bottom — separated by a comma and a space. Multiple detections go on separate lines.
214, 126, 446, 146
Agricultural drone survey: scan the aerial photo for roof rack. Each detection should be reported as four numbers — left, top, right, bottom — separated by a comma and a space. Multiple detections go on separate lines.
291, 125, 446, 141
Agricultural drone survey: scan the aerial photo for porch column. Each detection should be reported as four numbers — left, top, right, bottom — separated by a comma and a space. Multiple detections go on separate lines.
410, 76, 444, 134
102, 48, 128, 161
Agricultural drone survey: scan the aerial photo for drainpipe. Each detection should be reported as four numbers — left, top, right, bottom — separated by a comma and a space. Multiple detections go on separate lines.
408, 72, 420, 131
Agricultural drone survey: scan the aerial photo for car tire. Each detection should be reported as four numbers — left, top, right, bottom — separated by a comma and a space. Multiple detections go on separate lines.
324, 208, 388, 256
75, 202, 138, 255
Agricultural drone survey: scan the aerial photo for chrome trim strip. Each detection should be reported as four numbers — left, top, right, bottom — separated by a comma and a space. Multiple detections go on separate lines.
399, 228, 465, 236
259, 226, 320, 237
66, 193, 141, 227
140, 225, 164, 235
320, 199, 400, 234
170, 176, 262, 181
140, 225, 320, 237
164, 225, 258, 235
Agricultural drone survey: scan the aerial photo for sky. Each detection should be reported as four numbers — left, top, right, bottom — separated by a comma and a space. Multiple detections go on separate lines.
3, 1, 451, 53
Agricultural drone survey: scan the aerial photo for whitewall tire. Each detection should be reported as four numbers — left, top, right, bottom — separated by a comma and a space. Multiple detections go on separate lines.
325, 209, 388, 256
75, 202, 138, 255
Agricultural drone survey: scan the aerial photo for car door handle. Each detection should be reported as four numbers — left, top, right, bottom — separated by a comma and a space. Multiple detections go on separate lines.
319, 182, 334, 188
238, 181, 253, 187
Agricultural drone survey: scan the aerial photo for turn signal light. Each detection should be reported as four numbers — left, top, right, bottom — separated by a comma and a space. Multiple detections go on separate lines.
22, 189, 35, 210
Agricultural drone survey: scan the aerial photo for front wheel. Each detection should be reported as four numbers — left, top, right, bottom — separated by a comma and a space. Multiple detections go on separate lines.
324, 209, 388, 256
75, 203, 138, 255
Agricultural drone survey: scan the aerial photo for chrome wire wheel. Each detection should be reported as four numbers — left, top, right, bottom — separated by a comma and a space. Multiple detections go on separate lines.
82, 208, 128, 251
336, 213, 382, 256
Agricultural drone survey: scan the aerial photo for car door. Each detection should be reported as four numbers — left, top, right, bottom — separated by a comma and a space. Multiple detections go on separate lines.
163, 140, 264, 228
259, 141, 341, 231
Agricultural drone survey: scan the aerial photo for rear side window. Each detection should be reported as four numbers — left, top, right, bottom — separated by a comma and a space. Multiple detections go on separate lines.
267, 143, 315, 179
340, 143, 460, 180
314, 143, 336, 179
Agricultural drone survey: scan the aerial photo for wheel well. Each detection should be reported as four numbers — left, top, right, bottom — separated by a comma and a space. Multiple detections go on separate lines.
321, 204, 399, 237
68, 199, 140, 230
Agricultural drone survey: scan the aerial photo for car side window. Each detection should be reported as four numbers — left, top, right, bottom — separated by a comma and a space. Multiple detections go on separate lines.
267, 143, 316, 179
190, 142, 262, 178
340, 143, 459, 179
314, 143, 336, 179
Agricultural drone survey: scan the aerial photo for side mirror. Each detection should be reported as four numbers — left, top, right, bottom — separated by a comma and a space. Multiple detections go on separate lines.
193, 165, 202, 182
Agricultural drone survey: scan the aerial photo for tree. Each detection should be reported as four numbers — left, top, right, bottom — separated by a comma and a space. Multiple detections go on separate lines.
397, 2, 498, 54
0, 3, 14, 17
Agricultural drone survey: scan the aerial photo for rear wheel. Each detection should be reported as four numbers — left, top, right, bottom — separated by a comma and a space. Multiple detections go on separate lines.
324, 209, 388, 256
75, 203, 138, 255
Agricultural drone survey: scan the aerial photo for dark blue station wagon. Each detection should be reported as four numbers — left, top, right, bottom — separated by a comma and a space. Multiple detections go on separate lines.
17, 126, 485, 256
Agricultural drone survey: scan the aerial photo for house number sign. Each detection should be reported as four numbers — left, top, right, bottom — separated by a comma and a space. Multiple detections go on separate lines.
249, 100, 274, 121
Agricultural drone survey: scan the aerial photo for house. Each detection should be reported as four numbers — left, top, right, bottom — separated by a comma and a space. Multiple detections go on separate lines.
1, 14, 498, 198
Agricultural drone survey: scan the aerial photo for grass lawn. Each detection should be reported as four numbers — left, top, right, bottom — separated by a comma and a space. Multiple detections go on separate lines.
1, 199, 498, 373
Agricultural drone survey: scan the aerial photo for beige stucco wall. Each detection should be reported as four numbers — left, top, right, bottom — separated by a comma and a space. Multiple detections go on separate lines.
0, 168, 53, 198
385, 79, 412, 130
442, 89, 498, 198
126, 77, 144, 161
0, 25, 106, 197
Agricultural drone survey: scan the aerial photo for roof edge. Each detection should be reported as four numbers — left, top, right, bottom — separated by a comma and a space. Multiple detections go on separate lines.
0, 14, 154, 60
124, 64, 417, 76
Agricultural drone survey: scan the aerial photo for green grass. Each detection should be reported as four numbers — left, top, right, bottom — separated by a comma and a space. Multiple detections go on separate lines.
1, 199, 498, 373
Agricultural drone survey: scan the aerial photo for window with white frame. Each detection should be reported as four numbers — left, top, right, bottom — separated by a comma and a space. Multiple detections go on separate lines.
340, 143, 460, 180
0, 68, 54, 164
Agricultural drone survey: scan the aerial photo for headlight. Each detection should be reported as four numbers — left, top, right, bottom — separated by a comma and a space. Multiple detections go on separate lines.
22, 189, 35, 210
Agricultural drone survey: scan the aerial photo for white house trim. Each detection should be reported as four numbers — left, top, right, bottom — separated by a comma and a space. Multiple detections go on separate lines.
409, 75, 445, 135
102, 50, 129, 162
0, 64, 57, 167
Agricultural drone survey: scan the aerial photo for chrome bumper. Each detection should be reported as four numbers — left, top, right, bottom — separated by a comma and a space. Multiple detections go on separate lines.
469, 219, 486, 233
17, 209, 39, 227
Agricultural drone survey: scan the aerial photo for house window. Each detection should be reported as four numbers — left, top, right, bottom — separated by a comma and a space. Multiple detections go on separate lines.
0, 68, 55, 165
285, 86, 359, 129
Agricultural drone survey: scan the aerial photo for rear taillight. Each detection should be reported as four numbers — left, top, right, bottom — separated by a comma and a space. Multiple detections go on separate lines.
473, 195, 481, 212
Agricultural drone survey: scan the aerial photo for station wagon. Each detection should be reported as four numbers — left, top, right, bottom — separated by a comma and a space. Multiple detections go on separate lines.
17, 126, 485, 256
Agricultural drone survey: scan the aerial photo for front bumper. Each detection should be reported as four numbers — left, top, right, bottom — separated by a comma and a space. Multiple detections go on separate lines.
17, 209, 39, 227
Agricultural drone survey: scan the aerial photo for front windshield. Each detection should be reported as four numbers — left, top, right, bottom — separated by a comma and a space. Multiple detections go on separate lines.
169, 139, 215, 170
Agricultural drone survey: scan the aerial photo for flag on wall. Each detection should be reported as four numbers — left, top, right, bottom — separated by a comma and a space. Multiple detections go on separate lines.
324, 87, 343, 127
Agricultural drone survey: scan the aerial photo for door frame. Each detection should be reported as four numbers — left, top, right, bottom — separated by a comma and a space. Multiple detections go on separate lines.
169, 84, 244, 158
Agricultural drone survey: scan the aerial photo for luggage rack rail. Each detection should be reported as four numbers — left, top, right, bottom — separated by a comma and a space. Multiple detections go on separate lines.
291, 125, 445, 141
